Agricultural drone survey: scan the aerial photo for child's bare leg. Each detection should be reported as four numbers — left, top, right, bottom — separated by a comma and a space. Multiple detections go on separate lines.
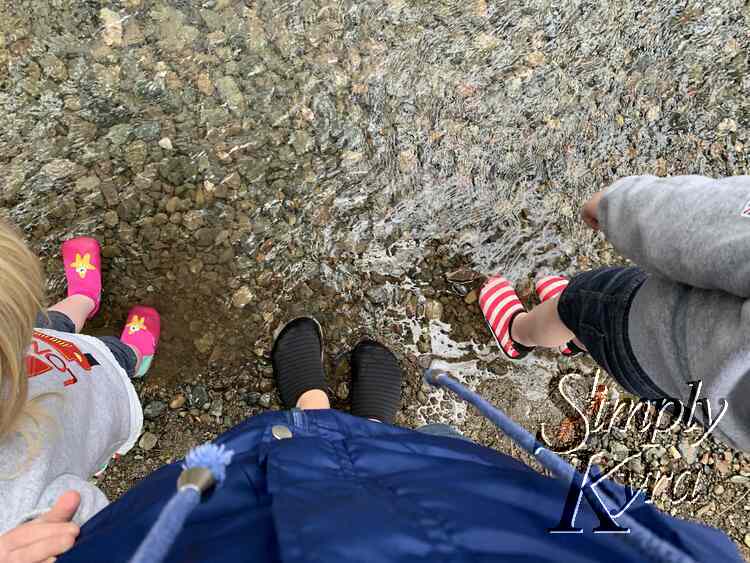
510, 297, 576, 348
48, 295, 96, 333
296, 390, 330, 410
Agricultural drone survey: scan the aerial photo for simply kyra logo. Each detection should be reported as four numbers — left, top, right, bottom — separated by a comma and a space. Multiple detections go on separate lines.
541, 374, 728, 534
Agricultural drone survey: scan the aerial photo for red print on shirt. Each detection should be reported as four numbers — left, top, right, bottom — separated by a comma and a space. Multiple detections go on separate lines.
26, 331, 93, 386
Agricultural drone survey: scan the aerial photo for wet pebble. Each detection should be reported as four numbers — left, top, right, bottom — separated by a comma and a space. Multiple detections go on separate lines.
104, 210, 119, 227
170, 394, 186, 409
628, 457, 644, 474
259, 393, 272, 409
678, 440, 697, 465
245, 392, 261, 406
143, 401, 166, 420
337, 382, 349, 401
188, 384, 209, 409
139, 432, 158, 451
424, 300, 443, 321
194, 333, 214, 355
210, 399, 223, 418
232, 286, 255, 308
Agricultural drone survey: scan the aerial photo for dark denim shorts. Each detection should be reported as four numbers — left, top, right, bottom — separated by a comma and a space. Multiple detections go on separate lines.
557, 267, 665, 400
35, 311, 138, 378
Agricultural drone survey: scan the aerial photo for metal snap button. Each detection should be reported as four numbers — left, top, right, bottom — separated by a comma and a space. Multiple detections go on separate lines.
272, 425, 293, 440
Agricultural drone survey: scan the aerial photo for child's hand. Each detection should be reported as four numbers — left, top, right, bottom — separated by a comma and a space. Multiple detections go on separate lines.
582, 191, 605, 230
0, 491, 80, 563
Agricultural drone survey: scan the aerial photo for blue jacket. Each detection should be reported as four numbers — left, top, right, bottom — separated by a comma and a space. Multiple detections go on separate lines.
62, 410, 741, 562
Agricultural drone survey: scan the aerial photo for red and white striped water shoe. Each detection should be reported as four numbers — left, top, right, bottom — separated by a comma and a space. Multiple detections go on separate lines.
479, 276, 535, 360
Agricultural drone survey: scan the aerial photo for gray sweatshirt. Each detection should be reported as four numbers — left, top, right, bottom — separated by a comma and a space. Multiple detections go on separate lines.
0, 329, 142, 533
599, 175, 750, 451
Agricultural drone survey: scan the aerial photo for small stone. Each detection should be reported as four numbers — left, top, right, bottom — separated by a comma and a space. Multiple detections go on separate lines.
417, 355, 432, 369
259, 393, 272, 408
143, 400, 166, 419
194, 333, 214, 355
195, 73, 214, 96
696, 502, 715, 518
678, 440, 697, 465
159, 137, 173, 150
170, 394, 186, 409
188, 384, 209, 408
464, 290, 478, 305
259, 379, 274, 393
245, 392, 261, 406
209, 398, 223, 418
104, 210, 119, 227
644, 446, 666, 464
42, 159, 82, 180
182, 210, 204, 231
139, 432, 158, 451
367, 286, 388, 305
216, 76, 245, 113
188, 257, 204, 274
100, 8, 123, 47
713, 484, 725, 495
445, 268, 480, 283
628, 457, 644, 474
106, 124, 133, 147
337, 382, 349, 401
716, 459, 732, 477
611, 442, 630, 461
745, 533, 750, 549
232, 286, 254, 308
40, 54, 68, 81
134, 121, 161, 141
730, 475, 750, 486
424, 300, 443, 321
75, 176, 101, 194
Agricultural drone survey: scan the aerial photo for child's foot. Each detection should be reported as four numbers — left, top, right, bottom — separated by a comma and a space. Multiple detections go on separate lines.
479, 276, 535, 360
534, 275, 586, 358
120, 306, 160, 378
272, 317, 327, 409
61, 237, 102, 319
350, 339, 402, 424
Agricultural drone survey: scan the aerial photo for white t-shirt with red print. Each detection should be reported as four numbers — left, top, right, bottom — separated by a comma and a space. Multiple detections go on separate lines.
0, 329, 143, 532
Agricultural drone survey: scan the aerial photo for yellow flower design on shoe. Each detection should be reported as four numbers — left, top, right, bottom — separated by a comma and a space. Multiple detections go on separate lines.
69, 252, 97, 279
126, 315, 147, 335
61, 237, 102, 320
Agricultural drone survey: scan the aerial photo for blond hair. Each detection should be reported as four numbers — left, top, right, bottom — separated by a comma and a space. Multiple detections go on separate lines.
0, 220, 44, 444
